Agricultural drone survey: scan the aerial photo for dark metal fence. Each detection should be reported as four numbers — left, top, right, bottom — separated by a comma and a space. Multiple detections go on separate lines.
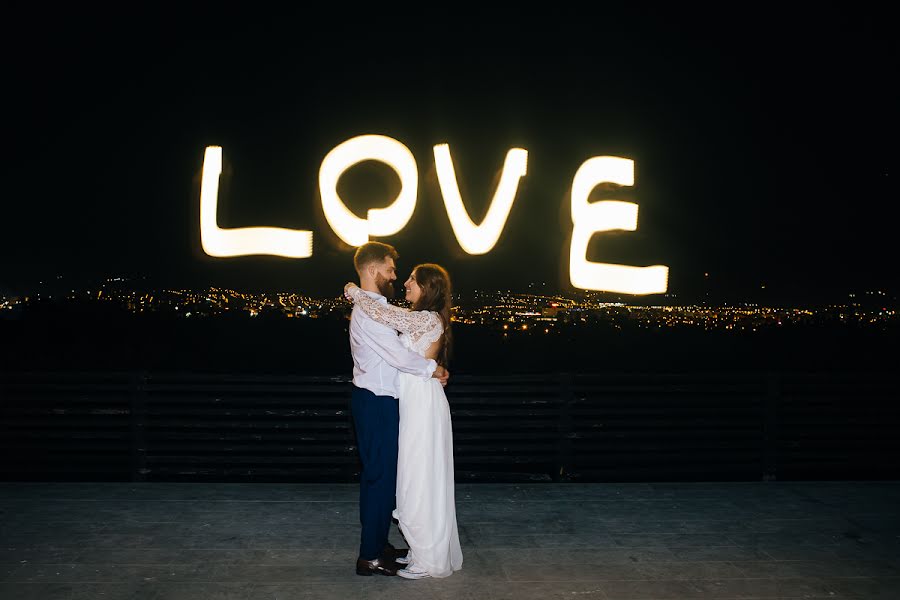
2, 371, 898, 482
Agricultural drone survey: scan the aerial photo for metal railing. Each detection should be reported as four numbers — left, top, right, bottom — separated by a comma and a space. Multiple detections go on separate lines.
2, 371, 898, 482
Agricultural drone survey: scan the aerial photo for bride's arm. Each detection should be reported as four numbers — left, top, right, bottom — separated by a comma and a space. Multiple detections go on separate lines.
344, 283, 440, 337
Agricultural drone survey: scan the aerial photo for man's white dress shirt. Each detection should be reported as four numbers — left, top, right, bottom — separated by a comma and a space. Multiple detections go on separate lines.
350, 290, 437, 398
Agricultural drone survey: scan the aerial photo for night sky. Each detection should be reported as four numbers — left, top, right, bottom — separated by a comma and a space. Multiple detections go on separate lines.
4, 6, 896, 302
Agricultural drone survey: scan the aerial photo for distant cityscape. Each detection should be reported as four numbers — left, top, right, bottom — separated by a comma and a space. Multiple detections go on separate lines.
2, 277, 896, 333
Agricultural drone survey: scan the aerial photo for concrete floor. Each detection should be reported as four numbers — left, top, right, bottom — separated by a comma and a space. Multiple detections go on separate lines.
1, 481, 899, 599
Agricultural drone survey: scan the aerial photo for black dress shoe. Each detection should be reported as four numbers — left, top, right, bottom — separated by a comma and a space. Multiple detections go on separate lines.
356, 557, 398, 576
384, 542, 409, 560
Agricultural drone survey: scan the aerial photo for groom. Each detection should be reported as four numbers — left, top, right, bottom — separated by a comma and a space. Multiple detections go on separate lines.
349, 241, 449, 576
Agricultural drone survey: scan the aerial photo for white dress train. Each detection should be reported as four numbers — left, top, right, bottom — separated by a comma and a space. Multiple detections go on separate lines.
349, 288, 463, 577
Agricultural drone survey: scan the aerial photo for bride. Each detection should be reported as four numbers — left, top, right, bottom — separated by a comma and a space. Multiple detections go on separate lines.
344, 263, 463, 579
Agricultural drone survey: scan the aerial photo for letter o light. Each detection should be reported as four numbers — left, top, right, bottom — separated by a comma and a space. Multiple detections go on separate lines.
319, 135, 418, 247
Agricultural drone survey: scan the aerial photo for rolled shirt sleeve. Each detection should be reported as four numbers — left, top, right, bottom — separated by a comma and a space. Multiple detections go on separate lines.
359, 316, 437, 378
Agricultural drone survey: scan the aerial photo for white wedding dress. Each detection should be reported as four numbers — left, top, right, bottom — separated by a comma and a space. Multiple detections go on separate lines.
349, 288, 463, 578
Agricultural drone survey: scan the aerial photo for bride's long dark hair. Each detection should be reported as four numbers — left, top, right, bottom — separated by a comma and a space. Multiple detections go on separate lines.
410, 263, 452, 368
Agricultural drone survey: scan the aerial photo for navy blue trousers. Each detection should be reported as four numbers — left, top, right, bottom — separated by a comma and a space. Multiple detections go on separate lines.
350, 385, 399, 560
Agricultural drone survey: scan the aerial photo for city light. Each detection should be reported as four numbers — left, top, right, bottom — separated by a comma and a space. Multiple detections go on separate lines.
3, 282, 895, 331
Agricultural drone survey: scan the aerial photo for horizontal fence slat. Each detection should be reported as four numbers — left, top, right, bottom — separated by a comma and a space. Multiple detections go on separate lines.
2, 370, 898, 482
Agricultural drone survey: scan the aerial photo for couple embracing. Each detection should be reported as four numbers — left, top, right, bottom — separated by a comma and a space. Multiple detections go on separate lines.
346, 241, 463, 580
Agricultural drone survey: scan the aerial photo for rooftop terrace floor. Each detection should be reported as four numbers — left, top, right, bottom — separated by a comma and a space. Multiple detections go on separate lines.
2, 481, 899, 599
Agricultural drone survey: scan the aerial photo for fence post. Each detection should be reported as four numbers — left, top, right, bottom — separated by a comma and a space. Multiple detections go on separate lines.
762, 372, 780, 481
344, 379, 360, 483
130, 371, 148, 482
554, 372, 574, 482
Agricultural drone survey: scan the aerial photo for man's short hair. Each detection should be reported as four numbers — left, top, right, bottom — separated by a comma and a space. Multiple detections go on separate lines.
353, 242, 399, 274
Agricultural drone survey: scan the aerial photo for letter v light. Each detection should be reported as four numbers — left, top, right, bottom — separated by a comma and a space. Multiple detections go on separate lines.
434, 144, 528, 255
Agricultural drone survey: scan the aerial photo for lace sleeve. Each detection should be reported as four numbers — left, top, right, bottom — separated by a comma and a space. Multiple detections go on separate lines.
348, 286, 443, 347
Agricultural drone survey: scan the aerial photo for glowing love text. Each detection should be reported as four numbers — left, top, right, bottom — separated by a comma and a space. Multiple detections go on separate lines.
200, 136, 668, 294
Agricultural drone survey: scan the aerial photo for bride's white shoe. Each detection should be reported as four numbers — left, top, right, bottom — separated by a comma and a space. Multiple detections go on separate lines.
397, 564, 431, 579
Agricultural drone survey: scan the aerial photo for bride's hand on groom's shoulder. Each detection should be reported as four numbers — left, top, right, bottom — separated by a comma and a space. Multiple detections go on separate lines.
343, 282, 358, 301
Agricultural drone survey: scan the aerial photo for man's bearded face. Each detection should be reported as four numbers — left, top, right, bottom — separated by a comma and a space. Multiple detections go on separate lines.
374, 269, 395, 298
